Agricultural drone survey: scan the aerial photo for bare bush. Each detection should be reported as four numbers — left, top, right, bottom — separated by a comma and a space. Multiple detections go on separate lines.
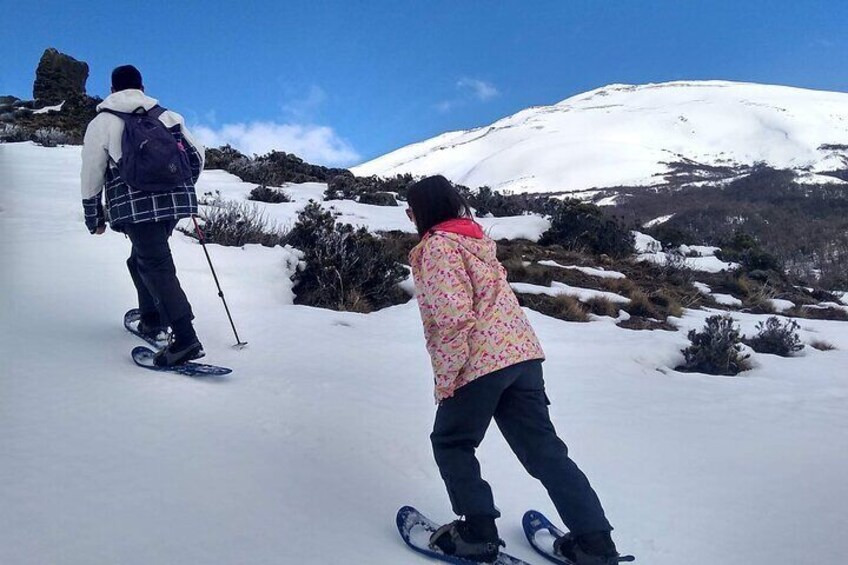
0, 123, 28, 142
182, 197, 289, 247
33, 127, 72, 147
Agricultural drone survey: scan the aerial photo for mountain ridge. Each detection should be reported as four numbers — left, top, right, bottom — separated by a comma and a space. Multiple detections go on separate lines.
353, 80, 848, 195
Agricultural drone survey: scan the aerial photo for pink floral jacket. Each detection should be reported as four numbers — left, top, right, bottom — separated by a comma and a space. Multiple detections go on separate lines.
409, 219, 545, 402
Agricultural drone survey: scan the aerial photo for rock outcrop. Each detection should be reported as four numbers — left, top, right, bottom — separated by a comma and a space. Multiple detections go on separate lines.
32, 48, 89, 104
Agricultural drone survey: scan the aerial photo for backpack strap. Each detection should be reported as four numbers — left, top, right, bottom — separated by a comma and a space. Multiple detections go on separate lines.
98, 107, 130, 120
147, 105, 166, 119
99, 105, 166, 118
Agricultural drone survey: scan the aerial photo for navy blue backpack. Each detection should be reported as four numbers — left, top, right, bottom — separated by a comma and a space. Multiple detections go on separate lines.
101, 105, 193, 192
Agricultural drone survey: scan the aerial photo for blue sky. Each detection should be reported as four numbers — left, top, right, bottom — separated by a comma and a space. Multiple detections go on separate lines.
2, 0, 846, 166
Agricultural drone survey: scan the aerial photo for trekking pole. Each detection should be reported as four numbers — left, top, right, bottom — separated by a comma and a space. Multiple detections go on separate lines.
191, 216, 248, 348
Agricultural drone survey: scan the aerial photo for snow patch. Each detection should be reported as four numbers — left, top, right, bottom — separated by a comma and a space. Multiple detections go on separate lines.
537, 260, 626, 279
769, 299, 795, 313
638, 249, 738, 273
633, 231, 662, 253
711, 293, 744, 307
693, 282, 712, 294
643, 214, 674, 228
511, 281, 630, 304
32, 101, 64, 114
679, 245, 721, 257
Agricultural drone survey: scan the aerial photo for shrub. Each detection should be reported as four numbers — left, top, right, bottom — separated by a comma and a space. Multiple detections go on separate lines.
468, 186, 525, 217
646, 223, 695, 249
743, 282, 778, 314
717, 231, 783, 273
651, 289, 684, 318
290, 204, 408, 312
516, 293, 589, 322
585, 296, 620, 318
604, 276, 637, 296
204, 144, 245, 170
809, 339, 836, 351
33, 126, 71, 147
324, 173, 360, 200
676, 315, 751, 376
366, 173, 417, 200
744, 317, 804, 357
617, 317, 677, 331
248, 184, 291, 203
712, 273, 753, 299
787, 305, 848, 322
655, 250, 694, 286
286, 201, 337, 249
623, 289, 662, 319
377, 230, 420, 266
502, 259, 555, 286
206, 146, 348, 184
0, 123, 28, 142
540, 199, 635, 257
358, 192, 398, 206
324, 173, 415, 202
182, 197, 288, 247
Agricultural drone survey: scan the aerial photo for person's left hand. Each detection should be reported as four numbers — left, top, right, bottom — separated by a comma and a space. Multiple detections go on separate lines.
93, 225, 106, 235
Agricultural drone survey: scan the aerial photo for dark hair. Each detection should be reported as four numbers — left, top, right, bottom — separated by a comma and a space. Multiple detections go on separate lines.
111, 65, 143, 91
406, 175, 473, 237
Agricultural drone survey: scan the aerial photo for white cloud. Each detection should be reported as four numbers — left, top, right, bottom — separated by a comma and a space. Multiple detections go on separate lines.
193, 121, 360, 167
457, 78, 500, 101
435, 100, 457, 113
436, 77, 500, 113
282, 85, 328, 120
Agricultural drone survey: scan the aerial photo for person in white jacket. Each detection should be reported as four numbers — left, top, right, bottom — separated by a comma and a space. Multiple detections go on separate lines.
80, 65, 205, 366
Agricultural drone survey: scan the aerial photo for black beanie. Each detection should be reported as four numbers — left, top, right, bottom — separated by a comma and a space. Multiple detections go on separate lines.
111, 65, 143, 91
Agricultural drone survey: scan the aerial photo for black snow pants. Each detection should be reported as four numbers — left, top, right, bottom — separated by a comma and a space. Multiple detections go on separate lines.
123, 220, 195, 340
431, 359, 612, 535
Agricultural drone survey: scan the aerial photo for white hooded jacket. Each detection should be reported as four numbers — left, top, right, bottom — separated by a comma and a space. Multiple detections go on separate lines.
80, 89, 205, 200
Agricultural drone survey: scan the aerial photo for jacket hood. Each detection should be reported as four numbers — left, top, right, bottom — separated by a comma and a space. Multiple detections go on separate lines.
97, 90, 160, 113
430, 218, 485, 239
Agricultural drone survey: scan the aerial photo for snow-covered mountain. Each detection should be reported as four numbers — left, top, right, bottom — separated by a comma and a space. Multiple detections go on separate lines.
353, 81, 848, 194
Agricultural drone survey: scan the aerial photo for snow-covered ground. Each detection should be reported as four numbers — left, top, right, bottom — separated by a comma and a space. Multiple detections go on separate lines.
353, 80, 848, 194
2, 142, 848, 565
634, 232, 739, 273
199, 169, 550, 242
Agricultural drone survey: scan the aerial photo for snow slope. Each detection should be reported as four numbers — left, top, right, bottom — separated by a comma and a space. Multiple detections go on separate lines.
199, 169, 550, 241
2, 142, 848, 565
353, 81, 848, 193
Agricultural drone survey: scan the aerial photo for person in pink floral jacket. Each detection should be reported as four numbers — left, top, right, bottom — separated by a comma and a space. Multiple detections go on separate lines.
407, 176, 623, 565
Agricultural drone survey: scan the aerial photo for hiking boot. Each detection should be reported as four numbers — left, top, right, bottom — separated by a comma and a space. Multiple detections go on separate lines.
137, 320, 170, 346
429, 518, 503, 563
153, 338, 205, 367
553, 531, 623, 565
